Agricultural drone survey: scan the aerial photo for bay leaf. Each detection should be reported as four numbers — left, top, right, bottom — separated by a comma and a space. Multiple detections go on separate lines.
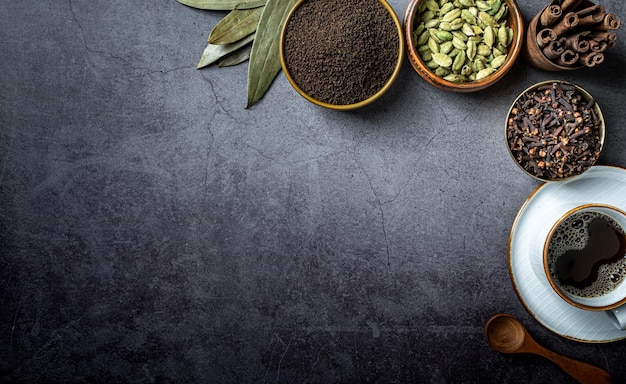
197, 33, 255, 69
218, 43, 252, 67
246, 0, 298, 108
176, 0, 266, 10
209, 7, 264, 45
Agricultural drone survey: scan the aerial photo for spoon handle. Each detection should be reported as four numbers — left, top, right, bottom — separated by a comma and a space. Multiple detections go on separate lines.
535, 346, 612, 384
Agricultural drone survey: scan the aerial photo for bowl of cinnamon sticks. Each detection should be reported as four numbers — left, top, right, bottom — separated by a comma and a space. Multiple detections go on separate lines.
523, 0, 621, 71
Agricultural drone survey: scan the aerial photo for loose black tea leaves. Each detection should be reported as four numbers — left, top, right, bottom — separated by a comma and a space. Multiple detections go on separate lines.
282, 0, 399, 106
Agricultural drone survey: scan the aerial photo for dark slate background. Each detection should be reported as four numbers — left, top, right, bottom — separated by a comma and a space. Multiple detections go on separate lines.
2, 0, 626, 383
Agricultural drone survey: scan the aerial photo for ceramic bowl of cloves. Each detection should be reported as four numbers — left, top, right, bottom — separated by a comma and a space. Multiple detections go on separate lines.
404, 0, 524, 93
279, 0, 404, 110
505, 80, 605, 182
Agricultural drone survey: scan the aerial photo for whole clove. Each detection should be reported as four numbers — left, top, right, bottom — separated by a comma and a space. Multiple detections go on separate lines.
507, 82, 603, 181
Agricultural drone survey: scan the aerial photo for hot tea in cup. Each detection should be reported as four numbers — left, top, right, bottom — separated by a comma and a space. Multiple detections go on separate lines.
543, 204, 626, 329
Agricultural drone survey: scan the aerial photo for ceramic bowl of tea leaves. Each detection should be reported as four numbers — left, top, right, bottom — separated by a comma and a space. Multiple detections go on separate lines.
404, 0, 523, 93
505, 80, 605, 182
279, 0, 404, 110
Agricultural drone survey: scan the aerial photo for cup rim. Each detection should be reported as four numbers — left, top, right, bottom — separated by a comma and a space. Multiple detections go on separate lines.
279, 0, 405, 111
543, 203, 626, 311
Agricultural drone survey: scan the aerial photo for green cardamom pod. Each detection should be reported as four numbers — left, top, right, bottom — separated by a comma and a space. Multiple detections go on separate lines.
452, 49, 466, 72
432, 52, 453, 68
471, 25, 484, 35
479, 11, 497, 27
475, 0, 491, 12
425, 59, 440, 69
493, 3, 508, 22
444, 73, 466, 83
466, 40, 477, 60
473, 57, 485, 71
428, 37, 440, 53
439, 21, 452, 31
422, 10, 436, 22
477, 43, 491, 56
483, 26, 495, 48
452, 35, 467, 50
449, 18, 464, 30
424, 19, 440, 29
459, 0, 475, 7
462, 23, 475, 36
497, 25, 508, 47
425, 0, 440, 11
476, 67, 496, 80
440, 41, 454, 54
437, 30, 454, 41
487, 0, 501, 16
461, 9, 477, 24
490, 54, 507, 68
452, 30, 468, 42
435, 67, 451, 76
440, 3, 456, 15
416, 29, 430, 46
429, 28, 442, 43
414, 22, 425, 37
442, 8, 462, 22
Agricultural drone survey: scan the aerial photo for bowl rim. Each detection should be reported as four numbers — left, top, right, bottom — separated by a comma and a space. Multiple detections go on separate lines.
403, 0, 524, 93
504, 79, 606, 182
279, 0, 405, 111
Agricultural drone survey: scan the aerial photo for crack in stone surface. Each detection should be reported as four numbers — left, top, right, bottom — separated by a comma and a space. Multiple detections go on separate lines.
68, 0, 190, 75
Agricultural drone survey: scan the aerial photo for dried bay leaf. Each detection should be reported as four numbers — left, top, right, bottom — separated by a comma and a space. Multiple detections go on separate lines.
197, 33, 255, 69
246, 0, 298, 108
176, 0, 266, 10
218, 43, 252, 67
209, 7, 264, 45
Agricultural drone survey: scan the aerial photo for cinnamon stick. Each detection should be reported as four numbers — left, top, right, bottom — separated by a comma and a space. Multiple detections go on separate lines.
560, 0, 582, 12
580, 51, 604, 67
537, 28, 558, 48
552, 12, 579, 36
600, 13, 621, 30
543, 39, 565, 60
575, 4, 606, 28
589, 31, 617, 47
557, 49, 579, 66
565, 31, 590, 53
540, 4, 562, 27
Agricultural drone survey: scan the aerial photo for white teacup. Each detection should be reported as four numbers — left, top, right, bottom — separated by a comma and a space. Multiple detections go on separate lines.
542, 204, 626, 330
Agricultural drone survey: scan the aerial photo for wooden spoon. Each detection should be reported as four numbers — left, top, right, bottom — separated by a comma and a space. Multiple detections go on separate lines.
485, 314, 612, 384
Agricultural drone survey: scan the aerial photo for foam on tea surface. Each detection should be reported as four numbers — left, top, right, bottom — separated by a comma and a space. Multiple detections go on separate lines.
547, 211, 626, 299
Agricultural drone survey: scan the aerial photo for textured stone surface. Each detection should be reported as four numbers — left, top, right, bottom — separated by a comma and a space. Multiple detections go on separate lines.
2, 0, 626, 383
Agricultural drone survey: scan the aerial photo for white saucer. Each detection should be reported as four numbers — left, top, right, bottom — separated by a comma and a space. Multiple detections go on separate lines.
508, 165, 626, 342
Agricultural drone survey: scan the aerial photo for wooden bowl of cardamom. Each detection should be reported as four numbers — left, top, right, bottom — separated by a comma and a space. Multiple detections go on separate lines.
404, 0, 524, 93
279, 0, 404, 110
